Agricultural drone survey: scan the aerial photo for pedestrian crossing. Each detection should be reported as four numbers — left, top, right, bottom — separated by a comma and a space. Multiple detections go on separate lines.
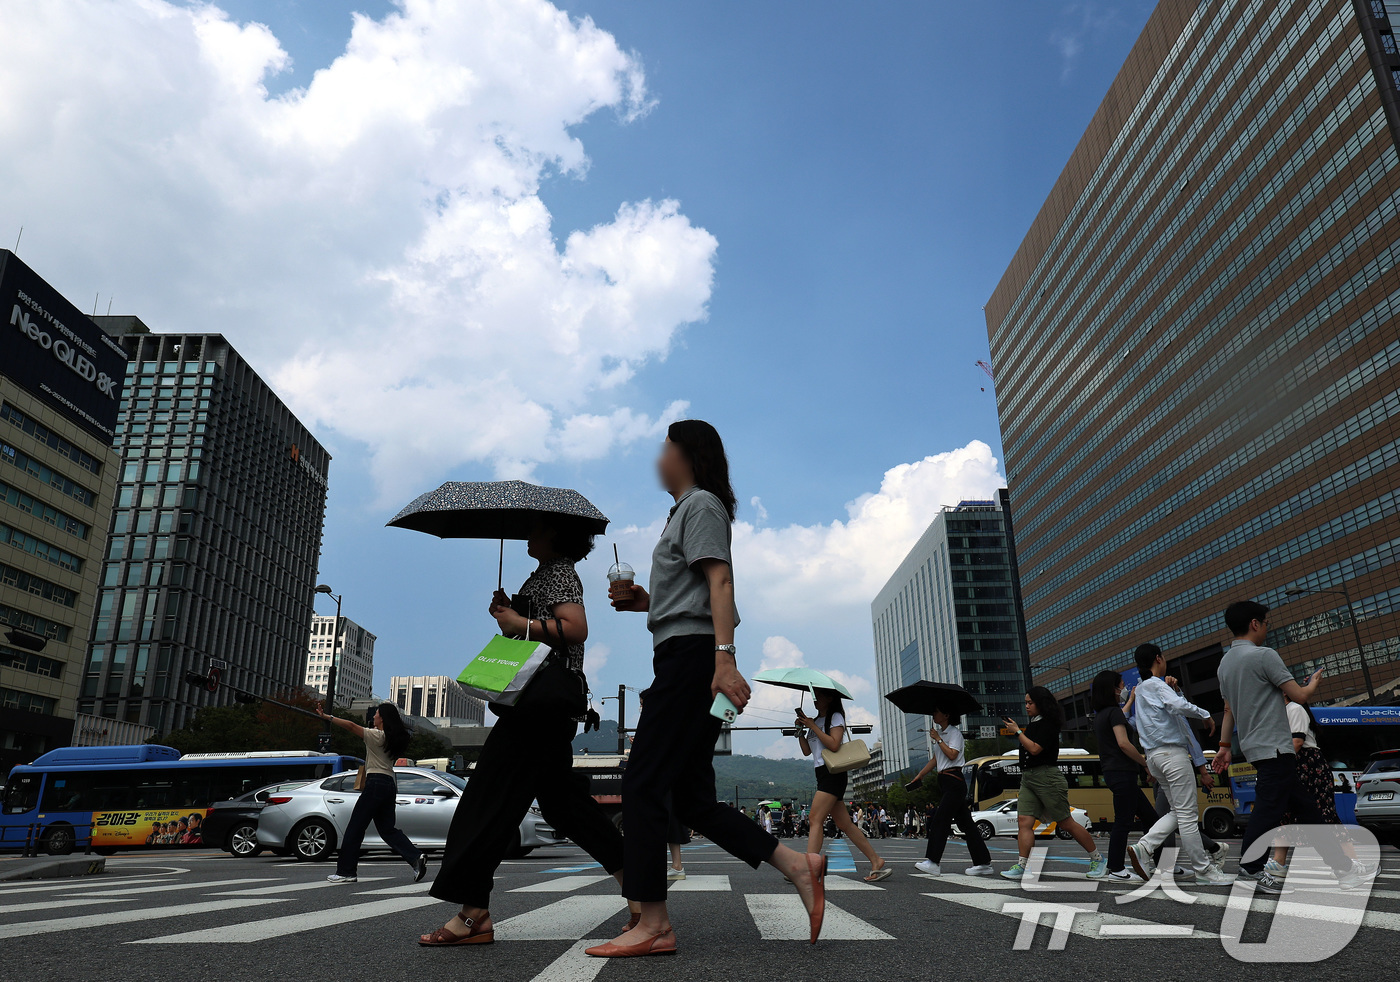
1, 859, 1398, 957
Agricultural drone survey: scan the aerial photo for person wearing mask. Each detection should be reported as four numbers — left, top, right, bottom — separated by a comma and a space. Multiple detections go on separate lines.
906, 708, 993, 876
1212, 601, 1368, 894
797, 688, 892, 882
319, 702, 427, 885
416, 521, 633, 946
1000, 687, 1107, 879
1090, 670, 1154, 882
598, 420, 827, 956
1123, 645, 1233, 885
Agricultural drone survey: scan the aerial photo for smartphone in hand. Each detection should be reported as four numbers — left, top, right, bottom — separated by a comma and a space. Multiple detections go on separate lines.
711, 692, 738, 723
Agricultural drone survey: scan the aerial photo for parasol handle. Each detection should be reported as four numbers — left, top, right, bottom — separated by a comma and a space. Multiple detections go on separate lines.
498, 538, 504, 592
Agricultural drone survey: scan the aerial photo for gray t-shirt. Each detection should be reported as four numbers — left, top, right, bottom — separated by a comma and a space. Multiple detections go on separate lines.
646, 487, 740, 646
1217, 638, 1295, 762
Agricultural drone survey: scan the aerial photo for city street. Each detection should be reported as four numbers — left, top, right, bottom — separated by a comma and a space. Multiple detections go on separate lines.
3, 837, 1398, 981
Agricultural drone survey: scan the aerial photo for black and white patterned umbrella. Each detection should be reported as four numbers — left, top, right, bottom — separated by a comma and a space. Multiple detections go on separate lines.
387, 480, 610, 541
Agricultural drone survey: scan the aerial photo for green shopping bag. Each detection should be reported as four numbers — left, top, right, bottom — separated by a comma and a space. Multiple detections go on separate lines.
456, 635, 553, 707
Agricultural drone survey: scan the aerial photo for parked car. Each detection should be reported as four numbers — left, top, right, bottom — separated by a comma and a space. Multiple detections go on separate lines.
256, 767, 566, 861
954, 798, 1091, 840
1355, 749, 1400, 848
206, 780, 311, 857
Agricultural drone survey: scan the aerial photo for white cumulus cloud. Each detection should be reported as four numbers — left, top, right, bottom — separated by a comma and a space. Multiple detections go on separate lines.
0, 0, 716, 498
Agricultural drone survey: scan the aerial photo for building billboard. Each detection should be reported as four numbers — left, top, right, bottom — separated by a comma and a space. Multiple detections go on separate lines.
0, 250, 127, 441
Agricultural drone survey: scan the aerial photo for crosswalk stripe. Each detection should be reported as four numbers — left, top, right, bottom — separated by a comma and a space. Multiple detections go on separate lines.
529, 938, 612, 982
212, 877, 389, 895
924, 892, 1218, 941
0, 897, 129, 915
666, 875, 730, 892
0, 897, 279, 939
511, 875, 613, 893
823, 841, 857, 874
128, 896, 440, 944
912, 872, 1018, 890
823, 875, 883, 891
1183, 890, 1400, 931
495, 895, 627, 941
0, 876, 171, 896
355, 881, 434, 895
744, 895, 893, 941
62, 877, 280, 897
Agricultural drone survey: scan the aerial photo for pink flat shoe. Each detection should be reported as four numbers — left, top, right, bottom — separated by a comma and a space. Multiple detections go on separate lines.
584, 928, 676, 957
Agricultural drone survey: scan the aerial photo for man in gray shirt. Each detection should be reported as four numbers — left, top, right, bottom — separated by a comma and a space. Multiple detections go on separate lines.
1214, 600, 1361, 893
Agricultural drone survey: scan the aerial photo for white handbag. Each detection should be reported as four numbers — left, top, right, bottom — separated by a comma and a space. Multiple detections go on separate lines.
821, 719, 871, 774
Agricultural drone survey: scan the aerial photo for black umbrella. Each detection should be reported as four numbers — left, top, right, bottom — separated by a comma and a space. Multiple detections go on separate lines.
387, 480, 610, 588
884, 680, 982, 718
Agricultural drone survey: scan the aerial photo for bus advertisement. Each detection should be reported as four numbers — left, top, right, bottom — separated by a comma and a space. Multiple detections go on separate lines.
1, 745, 362, 855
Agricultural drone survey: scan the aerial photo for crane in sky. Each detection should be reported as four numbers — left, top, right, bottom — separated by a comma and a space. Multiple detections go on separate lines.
976, 359, 995, 392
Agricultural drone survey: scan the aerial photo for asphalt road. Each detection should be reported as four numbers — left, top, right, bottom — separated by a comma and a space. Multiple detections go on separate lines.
2, 835, 1398, 981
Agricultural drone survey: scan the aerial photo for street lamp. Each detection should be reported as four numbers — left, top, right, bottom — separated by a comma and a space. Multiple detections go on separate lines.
1285, 584, 1376, 702
1032, 662, 1080, 730
314, 584, 343, 749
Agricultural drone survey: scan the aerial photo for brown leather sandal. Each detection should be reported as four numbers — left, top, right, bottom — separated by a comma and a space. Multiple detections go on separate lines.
419, 914, 494, 946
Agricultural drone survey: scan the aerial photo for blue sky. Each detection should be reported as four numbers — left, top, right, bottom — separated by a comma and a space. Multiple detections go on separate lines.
1, 0, 1154, 752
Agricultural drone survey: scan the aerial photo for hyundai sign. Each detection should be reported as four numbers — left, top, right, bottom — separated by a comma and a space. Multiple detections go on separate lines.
0, 250, 126, 441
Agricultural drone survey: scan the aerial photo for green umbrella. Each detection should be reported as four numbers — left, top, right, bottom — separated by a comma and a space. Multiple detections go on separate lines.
752, 667, 854, 706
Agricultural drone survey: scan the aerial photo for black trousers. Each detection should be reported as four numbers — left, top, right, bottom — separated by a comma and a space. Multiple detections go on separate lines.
925, 772, 991, 866
622, 634, 779, 902
1240, 752, 1348, 874
1103, 770, 1156, 873
336, 773, 422, 876
431, 709, 623, 909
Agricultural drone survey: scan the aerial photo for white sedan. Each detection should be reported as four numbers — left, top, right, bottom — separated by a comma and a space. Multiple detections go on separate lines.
955, 798, 1091, 840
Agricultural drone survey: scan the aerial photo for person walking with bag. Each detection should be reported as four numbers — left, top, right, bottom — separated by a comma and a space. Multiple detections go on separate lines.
597, 419, 827, 956
318, 703, 428, 884
907, 707, 992, 876
416, 520, 634, 946
1090, 670, 1156, 882
798, 688, 891, 881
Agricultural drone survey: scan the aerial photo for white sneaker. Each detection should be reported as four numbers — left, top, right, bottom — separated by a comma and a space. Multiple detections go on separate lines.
1339, 860, 1376, 891
1194, 868, 1236, 886
964, 865, 993, 876
1107, 869, 1142, 882
667, 866, 686, 881
1171, 865, 1187, 876
326, 874, 356, 883
914, 860, 941, 875
1207, 842, 1229, 868
1264, 858, 1288, 876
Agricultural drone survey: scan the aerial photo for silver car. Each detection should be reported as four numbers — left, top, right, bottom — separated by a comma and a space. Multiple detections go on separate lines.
256, 767, 565, 861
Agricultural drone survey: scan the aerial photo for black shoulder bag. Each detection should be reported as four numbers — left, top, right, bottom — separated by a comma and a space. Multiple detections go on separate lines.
502, 615, 589, 719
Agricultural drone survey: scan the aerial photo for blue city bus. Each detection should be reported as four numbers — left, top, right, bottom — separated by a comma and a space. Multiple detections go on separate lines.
1225, 705, 1400, 825
1, 745, 362, 855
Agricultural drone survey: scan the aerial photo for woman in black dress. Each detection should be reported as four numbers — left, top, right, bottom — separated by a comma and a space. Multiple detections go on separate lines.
417, 521, 633, 946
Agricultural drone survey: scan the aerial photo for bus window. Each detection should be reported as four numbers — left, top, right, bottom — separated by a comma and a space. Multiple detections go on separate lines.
40, 775, 89, 811
134, 774, 176, 809
3, 775, 40, 814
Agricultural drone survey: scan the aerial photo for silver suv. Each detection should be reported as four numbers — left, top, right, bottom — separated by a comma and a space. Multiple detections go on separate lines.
256, 767, 564, 861
1355, 749, 1400, 849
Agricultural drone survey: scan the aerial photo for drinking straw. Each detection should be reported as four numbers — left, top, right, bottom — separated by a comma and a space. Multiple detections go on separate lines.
614, 543, 620, 566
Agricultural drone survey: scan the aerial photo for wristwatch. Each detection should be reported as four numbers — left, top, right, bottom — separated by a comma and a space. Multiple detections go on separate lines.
715, 644, 737, 655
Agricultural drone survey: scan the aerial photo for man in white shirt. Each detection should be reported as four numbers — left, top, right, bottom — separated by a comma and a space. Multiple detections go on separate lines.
1126, 644, 1234, 885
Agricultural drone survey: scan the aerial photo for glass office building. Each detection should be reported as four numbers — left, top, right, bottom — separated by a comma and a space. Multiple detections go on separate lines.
985, 0, 1400, 715
871, 494, 1032, 779
80, 324, 330, 734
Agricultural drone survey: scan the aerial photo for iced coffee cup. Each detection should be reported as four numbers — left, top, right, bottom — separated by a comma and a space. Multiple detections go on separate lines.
607, 562, 635, 603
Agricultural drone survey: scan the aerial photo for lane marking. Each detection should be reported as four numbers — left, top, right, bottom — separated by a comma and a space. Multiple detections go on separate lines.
355, 881, 434, 895
0, 897, 129, 915
824, 841, 857, 874
666, 875, 730, 892
511, 875, 612, 893
0, 876, 172, 896
528, 938, 612, 982
1185, 890, 1400, 931
546, 864, 604, 873
911, 872, 1019, 890
212, 877, 389, 895
824, 876, 884, 892
129, 896, 440, 944
494, 895, 627, 941
744, 895, 893, 941
60, 877, 280, 897
0, 897, 280, 939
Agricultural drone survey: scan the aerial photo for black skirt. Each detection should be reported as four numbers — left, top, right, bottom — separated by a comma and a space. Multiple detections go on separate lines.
814, 764, 848, 797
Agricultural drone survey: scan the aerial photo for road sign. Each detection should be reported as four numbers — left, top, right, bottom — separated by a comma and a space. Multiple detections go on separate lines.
979, 725, 996, 739
316, 731, 332, 753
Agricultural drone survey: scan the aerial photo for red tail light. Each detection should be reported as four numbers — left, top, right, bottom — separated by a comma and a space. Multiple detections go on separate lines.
265, 796, 294, 805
